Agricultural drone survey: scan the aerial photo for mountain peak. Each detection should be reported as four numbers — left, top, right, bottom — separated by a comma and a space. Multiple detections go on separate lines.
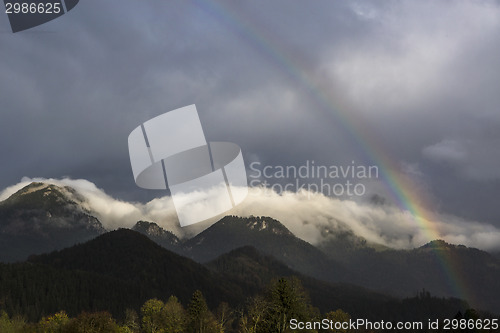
182, 215, 342, 283
32, 228, 167, 265
131, 221, 181, 252
2, 182, 86, 209
216, 215, 294, 236
0, 182, 105, 262
419, 239, 463, 250
133, 221, 170, 237
17, 182, 51, 195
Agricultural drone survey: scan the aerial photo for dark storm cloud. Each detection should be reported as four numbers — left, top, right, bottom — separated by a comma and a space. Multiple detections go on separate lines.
1, 0, 499, 229
0, 0, 361, 197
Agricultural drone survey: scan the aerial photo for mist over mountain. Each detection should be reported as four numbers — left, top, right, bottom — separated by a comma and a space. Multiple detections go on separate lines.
3, 178, 500, 252
5, 178, 500, 251
1, 181, 500, 314
0, 182, 105, 262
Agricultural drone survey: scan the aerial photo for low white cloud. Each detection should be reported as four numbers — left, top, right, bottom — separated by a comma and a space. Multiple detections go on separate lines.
0, 177, 181, 233
232, 187, 500, 251
2, 178, 500, 251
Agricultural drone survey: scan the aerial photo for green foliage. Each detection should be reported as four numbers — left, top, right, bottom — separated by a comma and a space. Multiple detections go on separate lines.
63, 311, 120, 333
0, 281, 492, 333
0, 261, 141, 322
0, 311, 27, 333
214, 302, 234, 333
264, 277, 318, 333
121, 309, 140, 333
324, 309, 351, 333
163, 296, 187, 333
238, 277, 318, 333
38, 311, 70, 333
239, 295, 268, 333
140, 297, 186, 333
141, 299, 165, 333
187, 290, 218, 333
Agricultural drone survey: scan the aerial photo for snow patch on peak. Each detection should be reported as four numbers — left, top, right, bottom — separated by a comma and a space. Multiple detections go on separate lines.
244, 218, 280, 232
144, 224, 164, 237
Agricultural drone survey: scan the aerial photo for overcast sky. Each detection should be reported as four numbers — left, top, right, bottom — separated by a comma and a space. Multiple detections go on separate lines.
1, 1, 500, 234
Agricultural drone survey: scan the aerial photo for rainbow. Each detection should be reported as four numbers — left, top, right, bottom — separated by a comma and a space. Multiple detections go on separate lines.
194, 0, 476, 307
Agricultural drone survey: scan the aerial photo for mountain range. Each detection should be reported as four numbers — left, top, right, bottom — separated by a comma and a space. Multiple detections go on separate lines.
0, 182, 499, 317
1, 229, 470, 323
